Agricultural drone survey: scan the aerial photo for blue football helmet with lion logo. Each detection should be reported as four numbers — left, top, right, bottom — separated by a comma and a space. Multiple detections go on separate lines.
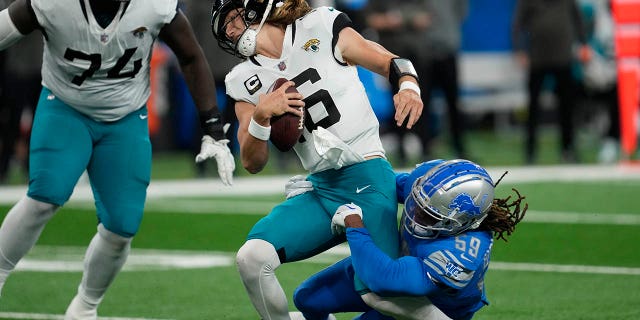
402, 159, 495, 239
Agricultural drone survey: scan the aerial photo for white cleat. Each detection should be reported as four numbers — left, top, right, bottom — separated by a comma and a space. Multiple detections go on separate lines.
64, 295, 97, 320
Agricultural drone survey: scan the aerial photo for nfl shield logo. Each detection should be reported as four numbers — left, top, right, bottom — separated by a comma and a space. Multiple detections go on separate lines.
277, 61, 286, 71
100, 34, 109, 43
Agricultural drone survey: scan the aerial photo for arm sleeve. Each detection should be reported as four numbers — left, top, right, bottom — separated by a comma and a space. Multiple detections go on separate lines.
347, 227, 439, 296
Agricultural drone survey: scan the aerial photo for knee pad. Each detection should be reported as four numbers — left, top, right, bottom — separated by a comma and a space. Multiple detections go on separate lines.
236, 239, 280, 279
21, 196, 59, 225
97, 224, 132, 250
26, 196, 59, 212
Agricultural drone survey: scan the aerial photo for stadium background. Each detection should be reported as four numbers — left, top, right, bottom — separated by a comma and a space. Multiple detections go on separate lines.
1, 0, 639, 319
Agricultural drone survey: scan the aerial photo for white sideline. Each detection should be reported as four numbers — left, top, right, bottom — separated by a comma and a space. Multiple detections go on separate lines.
14, 246, 640, 276
1, 163, 640, 204
0, 312, 173, 320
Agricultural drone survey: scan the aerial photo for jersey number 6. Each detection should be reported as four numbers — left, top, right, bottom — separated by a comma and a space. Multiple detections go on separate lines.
290, 68, 341, 143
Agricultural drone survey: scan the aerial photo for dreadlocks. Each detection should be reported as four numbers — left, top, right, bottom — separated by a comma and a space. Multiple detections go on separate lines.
479, 171, 528, 242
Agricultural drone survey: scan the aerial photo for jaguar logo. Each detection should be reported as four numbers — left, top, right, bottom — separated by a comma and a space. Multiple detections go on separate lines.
302, 39, 320, 52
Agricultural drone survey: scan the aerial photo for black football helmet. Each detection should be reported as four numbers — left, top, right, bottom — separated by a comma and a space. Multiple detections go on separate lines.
211, 0, 282, 58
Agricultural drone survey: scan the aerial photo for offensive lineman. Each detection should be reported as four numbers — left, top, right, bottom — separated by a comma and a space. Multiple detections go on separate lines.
0, 0, 234, 318
211, 0, 423, 319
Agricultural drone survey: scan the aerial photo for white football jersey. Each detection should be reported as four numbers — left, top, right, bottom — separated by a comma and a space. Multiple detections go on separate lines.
32, 0, 177, 122
225, 7, 385, 173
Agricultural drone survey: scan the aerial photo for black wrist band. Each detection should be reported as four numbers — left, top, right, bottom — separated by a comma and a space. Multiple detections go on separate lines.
389, 57, 419, 93
199, 108, 225, 140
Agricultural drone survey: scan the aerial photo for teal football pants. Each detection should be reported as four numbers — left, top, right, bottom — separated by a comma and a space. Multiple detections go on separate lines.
247, 158, 400, 292
28, 87, 151, 237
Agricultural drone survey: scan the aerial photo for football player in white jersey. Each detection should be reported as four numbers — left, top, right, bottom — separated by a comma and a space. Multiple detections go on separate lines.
0, 0, 234, 319
211, 0, 423, 319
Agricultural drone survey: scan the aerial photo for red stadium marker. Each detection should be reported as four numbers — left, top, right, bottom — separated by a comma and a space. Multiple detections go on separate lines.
613, 0, 640, 160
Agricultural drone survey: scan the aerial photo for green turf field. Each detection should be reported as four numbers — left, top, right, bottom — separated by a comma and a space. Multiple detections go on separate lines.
0, 175, 639, 320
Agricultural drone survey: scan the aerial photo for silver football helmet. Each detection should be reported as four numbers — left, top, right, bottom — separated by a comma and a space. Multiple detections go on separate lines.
211, 0, 283, 58
402, 159, 495, 239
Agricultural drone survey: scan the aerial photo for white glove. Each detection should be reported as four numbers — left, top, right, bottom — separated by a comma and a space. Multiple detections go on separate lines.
284, 174, 313, 199
195, 135, 235, 186
331, 203, 363, 235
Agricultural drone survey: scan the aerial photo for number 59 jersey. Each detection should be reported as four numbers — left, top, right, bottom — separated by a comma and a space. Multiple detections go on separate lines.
225, 7, 385, 173
32, 0, 177, 122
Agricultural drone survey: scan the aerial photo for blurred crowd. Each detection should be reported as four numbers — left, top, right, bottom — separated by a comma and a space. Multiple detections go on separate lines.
0, 0, 627, 184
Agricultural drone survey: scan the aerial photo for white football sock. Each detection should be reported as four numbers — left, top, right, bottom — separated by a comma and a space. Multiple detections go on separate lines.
236, 239, 290, 320
66, 224, 131, 318
0, 196, 58, 295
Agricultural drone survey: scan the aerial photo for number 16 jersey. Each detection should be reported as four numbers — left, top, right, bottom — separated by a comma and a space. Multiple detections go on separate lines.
32, 0, 177, 122
225, 7, 385, 173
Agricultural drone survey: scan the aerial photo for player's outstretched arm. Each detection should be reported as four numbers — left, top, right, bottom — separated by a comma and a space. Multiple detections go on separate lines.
334, 204, 435, 296
1, 0, 38, 50
336, 27, 422, 129
159, 10, 234, 185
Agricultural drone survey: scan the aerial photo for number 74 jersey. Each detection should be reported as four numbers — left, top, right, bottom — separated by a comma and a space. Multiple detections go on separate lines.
225, 7, 385, 173
32, 0, 177, 122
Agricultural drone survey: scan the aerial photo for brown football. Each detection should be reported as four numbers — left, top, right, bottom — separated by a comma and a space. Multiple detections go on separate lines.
268, 78, 304, 152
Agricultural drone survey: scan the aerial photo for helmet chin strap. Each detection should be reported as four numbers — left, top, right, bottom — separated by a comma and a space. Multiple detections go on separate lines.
236, 0, 275, 57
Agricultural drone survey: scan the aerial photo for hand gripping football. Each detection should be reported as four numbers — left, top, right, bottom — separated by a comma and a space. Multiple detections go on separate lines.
268, 78, 304, 152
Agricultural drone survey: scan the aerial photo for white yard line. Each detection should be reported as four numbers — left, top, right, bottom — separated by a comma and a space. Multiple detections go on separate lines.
490, 262, 640, 276
524, 210, 640, 225
60, 200, 640, 226
0, 312, 173, 320
14, 246, 640, 276
1, 163, 640, 205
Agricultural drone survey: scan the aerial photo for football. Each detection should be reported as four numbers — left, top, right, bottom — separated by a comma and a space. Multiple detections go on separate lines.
268, 78, 304, 152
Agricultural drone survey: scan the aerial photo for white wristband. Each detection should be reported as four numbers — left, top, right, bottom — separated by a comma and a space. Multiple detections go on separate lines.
399, 81, 421, 96
248, 117, 271, 141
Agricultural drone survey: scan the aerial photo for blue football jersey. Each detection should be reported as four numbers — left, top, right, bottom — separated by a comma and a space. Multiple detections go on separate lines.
346, 160, 493, 319
399, 228, 492, 319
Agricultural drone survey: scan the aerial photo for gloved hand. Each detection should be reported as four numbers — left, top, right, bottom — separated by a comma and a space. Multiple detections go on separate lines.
284, 175, 313, 199
331, 203, 363, 235
195, 134, 235, 186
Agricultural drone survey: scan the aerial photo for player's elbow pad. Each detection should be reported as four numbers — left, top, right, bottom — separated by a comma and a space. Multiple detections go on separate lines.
0, 9, 25, 51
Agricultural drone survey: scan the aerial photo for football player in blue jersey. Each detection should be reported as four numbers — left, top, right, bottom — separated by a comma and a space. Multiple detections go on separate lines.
211, 0, 423, 319
292, 159, 527, 320
0, 0, 234, 318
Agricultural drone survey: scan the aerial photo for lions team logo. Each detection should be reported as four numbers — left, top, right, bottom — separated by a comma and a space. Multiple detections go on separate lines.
302, 39, 320, 52
449, 193, 482, 215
